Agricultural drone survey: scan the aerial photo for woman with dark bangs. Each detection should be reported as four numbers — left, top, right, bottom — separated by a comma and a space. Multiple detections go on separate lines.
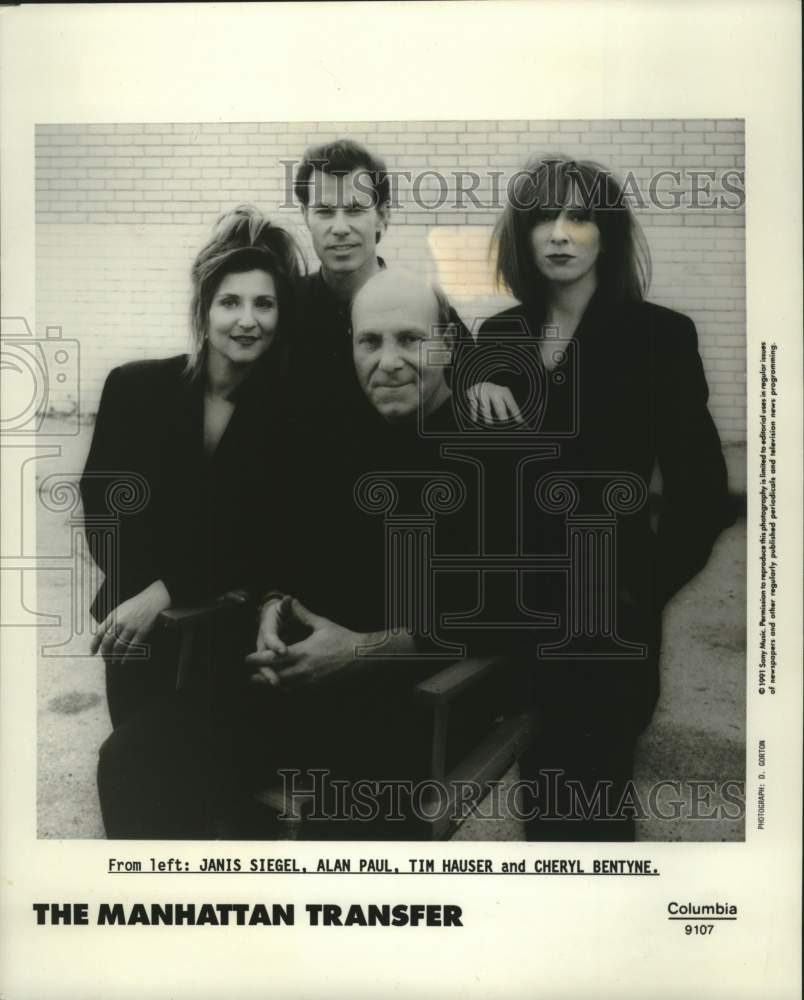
463, 156, 731, 841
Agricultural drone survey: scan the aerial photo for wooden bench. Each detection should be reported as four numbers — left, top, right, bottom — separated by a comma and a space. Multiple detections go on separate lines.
159, 594, 539, 840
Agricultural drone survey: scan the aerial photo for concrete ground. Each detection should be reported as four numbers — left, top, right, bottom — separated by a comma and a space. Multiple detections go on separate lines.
34, 419, 746, 841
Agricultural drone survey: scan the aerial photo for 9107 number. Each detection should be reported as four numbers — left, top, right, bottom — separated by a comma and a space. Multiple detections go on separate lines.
684, 924, 714, 935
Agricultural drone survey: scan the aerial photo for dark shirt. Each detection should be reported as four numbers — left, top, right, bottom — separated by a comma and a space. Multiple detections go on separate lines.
267, 395, 476, 639
247, 394, 502, 794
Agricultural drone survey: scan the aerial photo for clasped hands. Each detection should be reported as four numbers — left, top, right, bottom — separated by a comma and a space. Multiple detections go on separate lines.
245, 595, 364, 690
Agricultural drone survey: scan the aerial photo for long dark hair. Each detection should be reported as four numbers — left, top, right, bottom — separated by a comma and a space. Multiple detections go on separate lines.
186, 204, 304, 379
494, 156, 651, 311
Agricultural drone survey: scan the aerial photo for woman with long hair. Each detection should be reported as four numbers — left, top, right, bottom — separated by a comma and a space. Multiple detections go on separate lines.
463, 156, 731, 840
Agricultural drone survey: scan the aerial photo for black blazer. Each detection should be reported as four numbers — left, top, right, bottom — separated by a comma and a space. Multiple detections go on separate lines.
468, 295, 732, 616
458, 295, 732, 733
80, 354, 278, 623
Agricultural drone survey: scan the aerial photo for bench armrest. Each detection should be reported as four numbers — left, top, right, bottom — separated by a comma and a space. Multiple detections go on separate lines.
159, 590, 251, 631
413, 655, 509, 706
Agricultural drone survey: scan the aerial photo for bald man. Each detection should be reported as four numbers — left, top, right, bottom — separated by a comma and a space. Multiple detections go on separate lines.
249, 270, 461, 687
351, 269, 456, 426
233, 272, 495, 838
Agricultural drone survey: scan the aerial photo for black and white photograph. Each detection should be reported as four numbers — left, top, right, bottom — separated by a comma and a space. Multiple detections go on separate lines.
1, 4, 800, 999
32, 118, 747, 844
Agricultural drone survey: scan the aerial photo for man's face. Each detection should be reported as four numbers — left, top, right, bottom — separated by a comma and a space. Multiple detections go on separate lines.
353, 283, 452, 423
303, 169, 387, 277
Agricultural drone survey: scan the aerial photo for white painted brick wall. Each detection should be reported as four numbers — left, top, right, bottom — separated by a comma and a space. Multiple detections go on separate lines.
35, 120, 745, 440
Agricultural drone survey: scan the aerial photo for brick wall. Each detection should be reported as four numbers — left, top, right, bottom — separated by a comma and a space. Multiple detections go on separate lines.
35, 119, 745, 440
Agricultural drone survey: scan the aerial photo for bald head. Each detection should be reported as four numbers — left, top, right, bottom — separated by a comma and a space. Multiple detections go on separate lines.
352, 270, 455, 423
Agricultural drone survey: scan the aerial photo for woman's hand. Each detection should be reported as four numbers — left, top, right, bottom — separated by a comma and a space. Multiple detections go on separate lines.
467, 382, 524, 425
91, 579, 172, 665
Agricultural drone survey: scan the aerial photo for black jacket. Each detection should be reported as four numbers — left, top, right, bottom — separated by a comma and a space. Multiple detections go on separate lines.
264, 398, 476, 638
453, 295, 732, 733
81, 354, 280, 622
246, 397, 495, 787
466, 295, 732, 613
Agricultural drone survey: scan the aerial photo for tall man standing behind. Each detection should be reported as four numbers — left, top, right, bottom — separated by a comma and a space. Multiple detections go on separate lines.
287, 139, 392, 423
287, 139, 466, 425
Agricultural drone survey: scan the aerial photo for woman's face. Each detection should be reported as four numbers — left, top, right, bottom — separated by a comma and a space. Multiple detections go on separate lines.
530, 206, 602, 291
206, 269, 279, 369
